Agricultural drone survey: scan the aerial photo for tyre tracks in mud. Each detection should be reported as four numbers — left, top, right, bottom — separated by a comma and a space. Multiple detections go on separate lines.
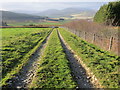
8, 29, 53, 88
57, 29, 101, 88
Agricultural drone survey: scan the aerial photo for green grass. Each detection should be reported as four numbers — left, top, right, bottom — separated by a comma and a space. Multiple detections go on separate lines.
8, 22, 36, 26
39, 22, 62, 25
7, 20, 71, 26
59, 28, 119, 88
1, 28, 52, 86
2, 27, 118, 88
30, 29, 77, 88
8, 22, 61, 26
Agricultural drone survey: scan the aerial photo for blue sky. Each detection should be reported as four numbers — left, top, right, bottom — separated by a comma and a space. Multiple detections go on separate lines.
0, 0, 117, 13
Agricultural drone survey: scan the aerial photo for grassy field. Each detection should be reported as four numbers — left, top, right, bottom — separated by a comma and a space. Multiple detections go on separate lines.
1, 28, 52, 86
1, 28, 119, 88
8, 20, 70, 26
8, 22, 62, 26
59, 28, 119, 88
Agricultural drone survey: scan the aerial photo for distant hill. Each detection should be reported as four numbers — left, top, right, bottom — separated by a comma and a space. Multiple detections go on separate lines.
36, 8, 96, 18
0, 10, 47, 23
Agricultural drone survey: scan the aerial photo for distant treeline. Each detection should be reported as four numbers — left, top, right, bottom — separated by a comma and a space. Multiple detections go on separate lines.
94, 1, 120, 26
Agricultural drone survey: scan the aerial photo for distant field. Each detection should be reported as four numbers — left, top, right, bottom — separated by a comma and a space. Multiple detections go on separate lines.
38, 22, 62, 25
8, 22, 61, 26
8, 20, 70, 26
8, 22, 39, 26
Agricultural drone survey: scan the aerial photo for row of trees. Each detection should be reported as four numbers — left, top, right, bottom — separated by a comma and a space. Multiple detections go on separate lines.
94, 1, 120, 26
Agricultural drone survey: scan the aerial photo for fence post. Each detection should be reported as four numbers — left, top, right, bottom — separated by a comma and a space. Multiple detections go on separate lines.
101, 36, 103, 47
93, 34, 95, 43
76, 29, 77, 35
79, 31, 80, 37
74, 29, 75, 34
109, 36, 113, 50
84, 32, 86, 40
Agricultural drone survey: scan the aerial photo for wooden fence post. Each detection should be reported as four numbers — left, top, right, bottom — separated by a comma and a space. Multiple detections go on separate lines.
75, 29, 77, 35
79, 31, 80, 37
109, 36, 113, 50
74, 29, 75, 34
101, 36, 103, 47
84, 32, 86, 40
93, 34, 95, 43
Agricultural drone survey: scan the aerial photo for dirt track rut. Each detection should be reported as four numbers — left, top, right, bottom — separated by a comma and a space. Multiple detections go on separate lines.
9, 30, 53, 88
58, 30, 96, 88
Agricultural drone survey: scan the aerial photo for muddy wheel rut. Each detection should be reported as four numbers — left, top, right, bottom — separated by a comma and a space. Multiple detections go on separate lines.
57, 30, 99, 88
9, 30, 53, 88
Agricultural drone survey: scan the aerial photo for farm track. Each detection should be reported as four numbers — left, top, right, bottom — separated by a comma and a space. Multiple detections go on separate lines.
57, 30, 96, 88
9, 29, 53, 88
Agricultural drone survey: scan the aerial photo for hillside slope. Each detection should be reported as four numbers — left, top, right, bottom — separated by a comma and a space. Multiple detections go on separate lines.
1, 10, 46, 22
36, 8, 96, 18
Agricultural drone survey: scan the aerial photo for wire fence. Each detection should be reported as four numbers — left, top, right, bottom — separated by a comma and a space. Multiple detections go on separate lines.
64, 27, 119, 56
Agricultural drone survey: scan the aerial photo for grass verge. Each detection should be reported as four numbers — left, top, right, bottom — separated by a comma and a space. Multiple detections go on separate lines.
30, 29, 77, 88
59, 28, 119, 88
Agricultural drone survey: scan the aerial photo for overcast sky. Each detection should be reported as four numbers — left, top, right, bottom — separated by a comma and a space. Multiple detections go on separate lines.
0, 0, 116, 2
0, 0, 117, 14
